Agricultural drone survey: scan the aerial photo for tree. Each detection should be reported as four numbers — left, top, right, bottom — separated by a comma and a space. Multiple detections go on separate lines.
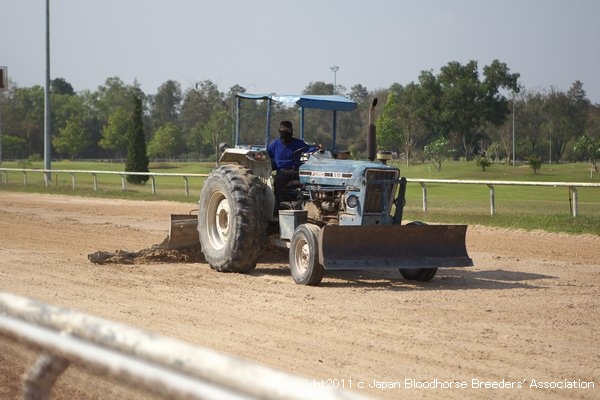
51, 78, 75, 95
528, 154, 542, 174
13, 86, 45, 156
544, 81, 590, 162
93, 77, 145, 126
180, 80, 224, 156
147, 122, 182, 159
93, 77, 135, 118
488, 118, 513, 164
150, 80, 182, 133
304, 81, 335, 96
519, 90, 546, 157
51, 92, 93, 159
347, 84, 369, 103
302, 81, 341, 147
1, 135, 27, 159
201, 110, 231, 164
99, 108, 131, 158
397, 83, 429, 165
475, 155, 492, 171
420, 60, 520, 160
125, 96, 149, 184
378, 92, 403, 155
336, 84, 369, 150
53, 119, 90, 159
574, 104, 600, 172
226, 84, 246, 100
573, 135, 600, 173
424, 137, 451, 172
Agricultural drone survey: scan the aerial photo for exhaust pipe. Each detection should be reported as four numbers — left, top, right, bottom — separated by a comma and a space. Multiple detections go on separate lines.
367, 98, 378, 161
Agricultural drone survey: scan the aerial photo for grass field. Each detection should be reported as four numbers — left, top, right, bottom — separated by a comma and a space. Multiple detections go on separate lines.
1, 159, 599, 235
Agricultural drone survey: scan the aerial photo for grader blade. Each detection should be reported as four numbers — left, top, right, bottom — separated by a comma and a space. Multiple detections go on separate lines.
153, 214, 199, 249
318, 224, 472, 270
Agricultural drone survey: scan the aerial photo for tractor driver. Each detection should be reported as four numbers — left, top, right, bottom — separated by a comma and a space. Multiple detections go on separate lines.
267, 121, 319, 216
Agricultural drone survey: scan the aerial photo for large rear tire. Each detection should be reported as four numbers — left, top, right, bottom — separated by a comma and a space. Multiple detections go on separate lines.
198, 165, 266, 272
289, 224, 324, 286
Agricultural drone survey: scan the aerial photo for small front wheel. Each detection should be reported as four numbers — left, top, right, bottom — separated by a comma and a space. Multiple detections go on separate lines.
399, 220, 437, 282
399, 268, 438, 282
289, 224, 324, 286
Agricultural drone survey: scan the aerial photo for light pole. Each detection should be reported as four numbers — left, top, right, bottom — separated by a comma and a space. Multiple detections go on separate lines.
330, 66, 339, 95
44, 0, 52, 182
512, 92, 515, 167
0, 66, 6, 163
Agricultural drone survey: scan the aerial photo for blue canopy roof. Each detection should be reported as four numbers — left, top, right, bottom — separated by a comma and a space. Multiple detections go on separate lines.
236, 93, 357, 112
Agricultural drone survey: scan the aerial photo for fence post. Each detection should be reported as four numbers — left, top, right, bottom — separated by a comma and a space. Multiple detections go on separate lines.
570, 186, 578, 217
151, 176, 156, 195
487, 184, 496, 215
183, 176, 189, 197
22, 171, 27, 186
121, 175, 126, 191
420, 182, 428, 212
70, 173, 76, 190
23, 352, 70, 400
92, 173, 98, 191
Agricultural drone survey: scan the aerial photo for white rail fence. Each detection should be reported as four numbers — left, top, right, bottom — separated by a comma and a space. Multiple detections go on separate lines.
1, 168, 599, 216
0, 292, 370, 400
0, 168, 209, 197
407, 178, 600, 217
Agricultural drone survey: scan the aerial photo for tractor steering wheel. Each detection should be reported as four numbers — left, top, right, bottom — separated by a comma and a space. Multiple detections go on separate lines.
293, 144, 322, 157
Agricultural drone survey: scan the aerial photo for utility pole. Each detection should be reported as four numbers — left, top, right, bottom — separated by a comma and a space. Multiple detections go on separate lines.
44, 0, 52, 182
0, 66, 6, 163
512, 92, 515, 166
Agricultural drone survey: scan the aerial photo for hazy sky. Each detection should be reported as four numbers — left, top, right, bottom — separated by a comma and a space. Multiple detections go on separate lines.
3, 0, 599, 103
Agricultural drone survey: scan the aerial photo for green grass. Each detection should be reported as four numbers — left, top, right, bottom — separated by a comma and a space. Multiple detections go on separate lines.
395, 159, 599, 182
0, 160, 214, 203
1, 159, 599, 235
396, 160, 600, 235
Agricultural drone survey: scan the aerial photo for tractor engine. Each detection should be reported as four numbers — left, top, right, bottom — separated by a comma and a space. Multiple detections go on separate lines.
298, 154, 401, 226
302, 188, 346, 223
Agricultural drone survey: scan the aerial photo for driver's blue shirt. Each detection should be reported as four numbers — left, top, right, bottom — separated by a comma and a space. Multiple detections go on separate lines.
268, 137, 315, 171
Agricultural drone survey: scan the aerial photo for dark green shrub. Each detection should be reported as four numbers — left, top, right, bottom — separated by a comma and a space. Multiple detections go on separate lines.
125, 96, 149, 184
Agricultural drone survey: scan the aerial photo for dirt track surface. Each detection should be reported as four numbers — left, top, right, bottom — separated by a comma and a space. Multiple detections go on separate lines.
0, 192, 598, 399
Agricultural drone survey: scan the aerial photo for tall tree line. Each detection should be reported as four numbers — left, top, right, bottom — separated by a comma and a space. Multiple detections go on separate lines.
377, 61, 598, 166
0, 60, 598, 168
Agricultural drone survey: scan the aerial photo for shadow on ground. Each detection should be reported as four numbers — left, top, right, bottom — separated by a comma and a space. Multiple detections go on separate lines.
251, 264, 558, 291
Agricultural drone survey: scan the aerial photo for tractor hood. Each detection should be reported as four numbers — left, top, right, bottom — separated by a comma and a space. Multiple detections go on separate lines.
298, 157, 399, 187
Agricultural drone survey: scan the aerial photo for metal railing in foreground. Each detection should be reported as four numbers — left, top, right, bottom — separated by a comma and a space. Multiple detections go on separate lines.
0, 292, 370, 400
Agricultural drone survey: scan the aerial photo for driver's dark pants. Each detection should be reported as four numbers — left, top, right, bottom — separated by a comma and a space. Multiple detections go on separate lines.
273, 169, 299, 216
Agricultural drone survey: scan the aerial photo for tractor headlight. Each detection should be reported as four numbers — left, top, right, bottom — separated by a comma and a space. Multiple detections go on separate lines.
346, 195, 359, 209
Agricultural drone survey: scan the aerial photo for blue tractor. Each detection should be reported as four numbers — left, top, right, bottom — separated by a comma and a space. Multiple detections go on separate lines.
186, 93, 472, 285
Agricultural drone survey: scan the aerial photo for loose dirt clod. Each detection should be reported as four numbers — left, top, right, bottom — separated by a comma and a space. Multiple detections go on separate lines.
88, 245, 206, 265
88, 241, 289, 266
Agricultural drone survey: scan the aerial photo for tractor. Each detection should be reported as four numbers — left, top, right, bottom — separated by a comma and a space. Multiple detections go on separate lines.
165, 93, 472, 285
